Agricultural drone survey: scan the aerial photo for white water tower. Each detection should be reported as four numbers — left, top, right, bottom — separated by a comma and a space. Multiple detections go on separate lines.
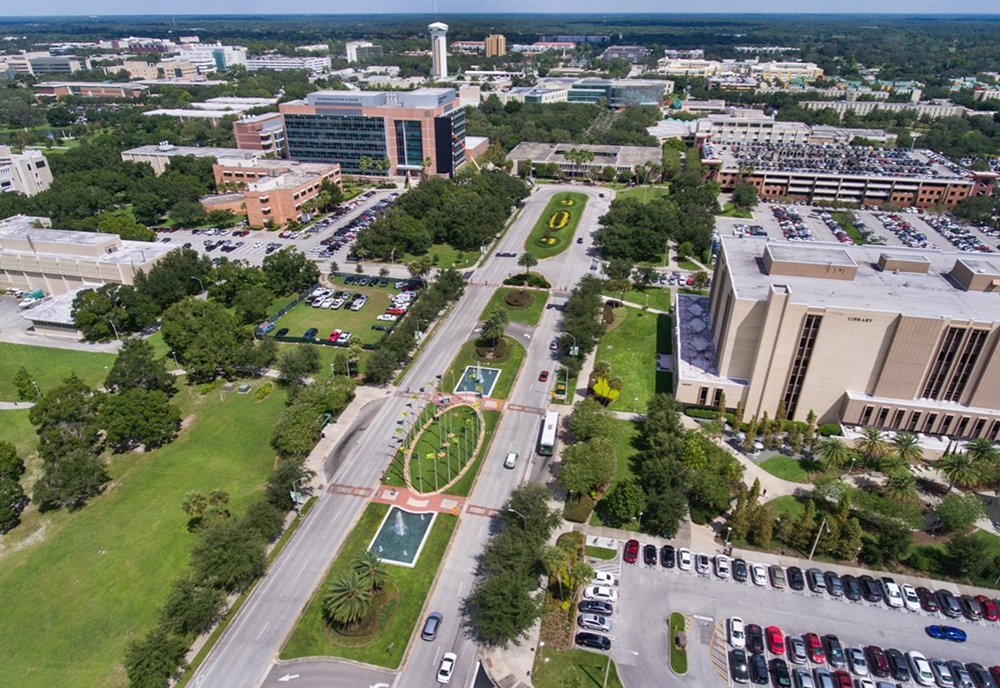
429, 22, 449, 80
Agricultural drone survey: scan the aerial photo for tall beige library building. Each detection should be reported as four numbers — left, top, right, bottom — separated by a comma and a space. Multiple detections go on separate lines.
675, 235, 1000, 441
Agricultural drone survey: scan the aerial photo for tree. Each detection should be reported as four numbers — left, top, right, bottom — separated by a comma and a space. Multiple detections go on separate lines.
169, 199, 207, 227
353, 550, 390, 592
566, 398, 615, 442
323, 569, 373, 626
938, 452, 979, 493
13, 366, 38, 401
877, 518, 913, 563
481, 307, 510, 350
277, 345, 321, 387
231, 286, 274, 325
946, 533, 988, 579
100, 389, 181, 452
747, 502, 776, 548
836, 517, 864, 561
466, 568, 543, 647
502, 482, 562, 544
96, 212, 155, 241
190, 518, 266, 592
732, 182, 760, 210
793, 499, 818, 552
557, 436, 617, 497
262, 248, 320, 296
105, 338, 176, 395
691, 271, 710, 290
935, 493, 987, 534
541, 545, 569, 599
134, 247, 212, 311
817, 438, 851, 469
890, 432, 923, 467
854, 426, 889, 469
242, 497, 286, 543
965, 437, 1000, 467
882, 470, 920, 505
123, 626, 189, 688
517, 251, 538, 276
159, 575, 225, 636
407, 255, 434, 286
160, 298, 254, 382
181, 488, 230, 529
0, 442, 28, 534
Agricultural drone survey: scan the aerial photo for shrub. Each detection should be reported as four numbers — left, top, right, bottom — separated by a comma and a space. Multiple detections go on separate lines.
685, 408, 716, 420
503, 273, 551, 288
817, 423, 842, 437
199, 379, 223, 395
255, 381, 273, 401
564, 493, 595, 523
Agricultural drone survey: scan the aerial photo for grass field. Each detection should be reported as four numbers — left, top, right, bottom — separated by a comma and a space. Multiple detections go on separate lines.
585, 545, 618, 560
402, 243, 479, 269
281, 503, 458, 668
271, 277, 402, 342
718, 202, 754, 219
0, 379, 285, 688
409, 405, 482, 493
615, 185, 671, 204
669, 612, 688, 674
675, 257, 702, 271
0, 409, 36, 459
758, 454, 821, 483
833, 212, 866, 244
533, 648, 624, 688
525, 192, 589, 260
480, 287, 548, 326
442, 336, 526, 401
603, 286, 673, 313
0, 343, 117, 401
592, 310, 673, 414
591, 419, 644, 528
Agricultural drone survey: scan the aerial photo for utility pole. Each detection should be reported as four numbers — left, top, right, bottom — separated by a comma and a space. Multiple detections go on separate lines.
808, 517, 830, 561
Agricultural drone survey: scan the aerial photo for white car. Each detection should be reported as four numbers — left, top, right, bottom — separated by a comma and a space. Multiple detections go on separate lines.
591, 571, 616, 587
900, 583, 921, 612
729, 617, 746, 649
339, 332, 352, 344
906, 652, 934, 687
503, 452, 517, 469
350, 298, 367, 311
854, 680, 875, 688
714, 555, 731, 579
694, 553, 710, 575
750, 563, 768, 587
437, 652, 457, 684
847, 647, 869, 677
319, 297, 334, 308
330, 299, 344, 310
583, 586, 618, 602
882, 580, 904, 609
252, 241, 263, 249
677, 548, 692, 571
376, 314, 398, 322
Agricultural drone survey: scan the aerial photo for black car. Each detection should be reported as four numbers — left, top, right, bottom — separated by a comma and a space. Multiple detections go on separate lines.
372, 324, 389, 332
823, 635, 845, 669
968, 663, 997, 688
576, 632, 611, 651
733, 558, 748, 583
275, 328, 289, 337
643, 544, 657, 566
786, 566, 805, 591
824, 571, 844, 598
937, 589, 963, 618
841, 575, 862, 602
731, 649, 750, 684
750, 653, 769, 685
344, 275, 355, 284
770, 658, 791, 688
304, 328, 318, 338
886, 648, 910, 683
747, 624, 764, 654
660, 545, 675, 569
859, 575, 883, 603
579, 600, 613, 617
960, 594, 984, 621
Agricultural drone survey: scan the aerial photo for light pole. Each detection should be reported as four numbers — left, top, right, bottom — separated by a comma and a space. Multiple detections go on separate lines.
170, 350, 179, 369
190, 275, 205, 293
808, 517, 830, 561
330, 362, 335, 378
725, 525, 733, 544
637, 511, 644, 531
506, 507, 527, 527
848, 457, 856, 474
31, 380, 40, 398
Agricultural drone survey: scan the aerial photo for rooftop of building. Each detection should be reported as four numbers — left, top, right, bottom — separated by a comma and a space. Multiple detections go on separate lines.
711, 143, 978, 181
35, 80, 145, 89
0, 216, 176, 265
123, 143, 253, 159
295, 87, 457, 109
143, 108, 242, 119
235, 111, 283, 124
21, 285, 95, 326
720, 235, 1000, 323
506, 141, 663, 168
246, 162, 337, 191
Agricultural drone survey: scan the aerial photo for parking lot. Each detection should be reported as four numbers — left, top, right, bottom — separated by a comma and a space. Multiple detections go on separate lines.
586, 544, 1000, 688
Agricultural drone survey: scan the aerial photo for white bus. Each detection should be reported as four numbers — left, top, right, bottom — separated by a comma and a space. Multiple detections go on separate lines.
538, 411, 559, 456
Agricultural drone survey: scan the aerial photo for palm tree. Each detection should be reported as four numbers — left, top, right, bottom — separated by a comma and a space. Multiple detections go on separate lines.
347, 338, 365, 377
358, 156, 373, 177
966, 438, 1000, 468
854, 426, 889, 469
938, 452, 979, 493
817, 437, 851, 469
517, 251, 538, 277
407, 255, 433, 286
590, 361, 612, 387
882, 470, 920, 506
323, 570, 372, 626
541, 546, 568, 599
352, 550, 388, 592
481, 307, 509, 350
890, 432, 923, 467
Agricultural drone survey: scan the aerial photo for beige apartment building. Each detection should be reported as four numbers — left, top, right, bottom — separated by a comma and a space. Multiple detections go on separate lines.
675, 236, 1000, 442
484, 34, 507, 58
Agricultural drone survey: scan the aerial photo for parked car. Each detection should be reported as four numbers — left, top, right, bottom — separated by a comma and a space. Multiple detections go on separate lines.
729, 617, 747, 649
583, 586, 618, 602
732, 649, 750, 684
901, 584, 922, 612
960, 595, 984, 621
832, 670, 853, 688
804, 633, 825, 664
847, 647, 869, 677
787, 566, 805, 591
750, 563, 768, 587
949, 661, 975, 688
865, 646, 890, 678
842, 575, 863, 602
806, 568, 827, 594
591, 571, 616, 587
794, 668, 815, 688
578, 613, 612, 633
275, 328, 289, 337
886, 649, 911, 683
824, 635, 846, 669
575, 632, 611, 651
882, 578, 904, 609
937, 590, 963, 618
771, 659, 791, 688
304, 327, 318, 339
825, 571, 845, 598
788, 636, 808, 665
918, 587, 941, 613
579, 600, 613, 616
929, 658, 954, 688
643, 544, 657, 567
730, 558, 747, 582
695, 553, 710, 575
436, 652, 457, 684
750, 653, 769, 685
975, 595, 1000, 621
769, 565, 787, 589
715, 555, 731, 579
660, 545, 675, 569
766, 626, 785, 655
907, 651, 935, 687
746, 624, 764, 654
814, 668, 835, 688
623, 539, 639, 564
677, 548, 692, 571
859, 576, 883, 604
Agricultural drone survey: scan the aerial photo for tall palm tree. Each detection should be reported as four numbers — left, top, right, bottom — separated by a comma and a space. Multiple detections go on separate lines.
890, 432, 923, 468
965, 438, 1000, 468
407, 255, 433, 286
882, 470, 920, 506
938, 452, 979, 493
854, 426, 889, 469
517, 252, 538, 277
541, 545, 568, 599
817, 437, 851, 469
352, 550, 389, 592
481, 307, 509, 350
323, 570, 372, 626
590, 361, 612, 387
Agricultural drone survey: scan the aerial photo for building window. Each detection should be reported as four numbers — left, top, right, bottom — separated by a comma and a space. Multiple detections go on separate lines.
955, 417, 970, 438
943, 329, 988, 402
891, 409, 905, 430
860, 406, 874, 425
782, 314, 822, 418
923, 413, 938, 434
941, 415, 954, 435
907, 412, 922, 432
922, 327, 966, 400
698, 387, 709, 405
989, 421, 1000, 441
972, 418, 986, 438
876, 408, 890, 427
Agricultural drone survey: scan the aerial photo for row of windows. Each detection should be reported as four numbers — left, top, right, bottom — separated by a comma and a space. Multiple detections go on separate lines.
922, 327, 988, 403
859, 405, 1000, 441
782, 315, 823, 418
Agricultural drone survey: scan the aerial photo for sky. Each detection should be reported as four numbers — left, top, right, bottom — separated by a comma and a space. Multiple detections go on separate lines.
4, 2, 999, 17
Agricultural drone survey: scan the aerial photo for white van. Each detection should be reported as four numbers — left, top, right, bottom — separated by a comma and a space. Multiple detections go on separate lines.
504, 452, 517, 469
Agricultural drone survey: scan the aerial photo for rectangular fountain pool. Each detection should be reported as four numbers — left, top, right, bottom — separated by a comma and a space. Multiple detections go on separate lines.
368, 506, 436, 567
453, 365, 501, 397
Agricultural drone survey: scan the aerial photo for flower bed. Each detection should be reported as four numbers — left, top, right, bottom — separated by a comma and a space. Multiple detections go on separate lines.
548, 210, 570, 230
560, 197, 575, 206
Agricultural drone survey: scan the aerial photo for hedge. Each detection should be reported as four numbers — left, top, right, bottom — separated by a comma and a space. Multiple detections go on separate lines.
504, 273, 551, 288
564, 493, 595, 524
818, 423, 842, 437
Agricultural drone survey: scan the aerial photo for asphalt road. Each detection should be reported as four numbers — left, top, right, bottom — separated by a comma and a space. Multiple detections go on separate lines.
614, 557, 1000, 688
192, 184, 604, 688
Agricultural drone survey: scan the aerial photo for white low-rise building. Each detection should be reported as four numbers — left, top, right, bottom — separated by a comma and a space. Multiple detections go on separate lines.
0, 146, 53, 197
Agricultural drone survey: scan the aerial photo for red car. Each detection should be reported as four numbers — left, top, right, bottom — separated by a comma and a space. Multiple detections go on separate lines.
865, 646, 890, 678
804, 633, 825, 664
623, 539, 639, 564
539, 370, 549, 382
990, 667, 1000, 686
766, 626, 784, 655
385, 307, 405, 315
833, 670, 852, 688
976, 595, 1000, 621
327, 330, 342, 342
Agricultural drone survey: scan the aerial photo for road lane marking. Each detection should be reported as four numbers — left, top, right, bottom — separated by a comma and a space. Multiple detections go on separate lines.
256, 621, 270, 640
297, 560, 310, 577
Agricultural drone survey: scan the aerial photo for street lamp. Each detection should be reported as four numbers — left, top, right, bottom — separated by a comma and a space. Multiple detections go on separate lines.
808, 517, 830, 561
506, 507, 527, 527
330, 362, 335, 378
31, 380, 40, 398
848, 457, 856, 474
190, 276, 205, 293
637, 511, 644, 531
170, 350, 179, 368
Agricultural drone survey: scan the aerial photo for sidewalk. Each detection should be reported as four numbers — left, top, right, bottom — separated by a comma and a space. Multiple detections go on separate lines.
0, 401, 33, 410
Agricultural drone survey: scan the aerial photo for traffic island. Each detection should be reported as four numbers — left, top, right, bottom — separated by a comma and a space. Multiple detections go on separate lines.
669, 611, 689, 675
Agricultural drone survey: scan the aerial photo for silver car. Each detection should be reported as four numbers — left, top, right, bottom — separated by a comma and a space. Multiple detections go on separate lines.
578, 613, 612, 633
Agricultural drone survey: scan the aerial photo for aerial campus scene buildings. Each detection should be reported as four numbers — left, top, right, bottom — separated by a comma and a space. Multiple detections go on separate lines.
4, 8, 1000, 688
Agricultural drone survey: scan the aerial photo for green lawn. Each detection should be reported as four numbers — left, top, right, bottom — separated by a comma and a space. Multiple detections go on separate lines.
480, 287, 548, 326
0, 408, 36, 459
146, 330, 173, 362
0, 343, 117, 401
758, 454, 821, 483
401, 243, 479, 269
769, 495, 806, 522
833, 212, 866, 244
409, 405, 483, 493
675, 257, 702, 271
0, 379, 285, 688
669, 612, 688, 674
281, 503, 458, 668
271, 277, 398, 343
525, 192, 589, 260
592, 310, 673, 414
718, 202, 754, 219
585, 545, 618, 560
615, 185, 671, 204
442, 336, 526, 401
533, 648, 624, 688
591, 419, 643, 528
603, 286, 673, 313
443, 410, 500, 497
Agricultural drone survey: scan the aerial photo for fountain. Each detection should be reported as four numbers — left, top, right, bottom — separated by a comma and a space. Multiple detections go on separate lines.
369, 506, 436, 568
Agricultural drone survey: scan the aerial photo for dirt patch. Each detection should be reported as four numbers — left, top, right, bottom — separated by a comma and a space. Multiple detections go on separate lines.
538, 595, 575, 651
0, 519, 49, 560
504, 290, 531, 308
